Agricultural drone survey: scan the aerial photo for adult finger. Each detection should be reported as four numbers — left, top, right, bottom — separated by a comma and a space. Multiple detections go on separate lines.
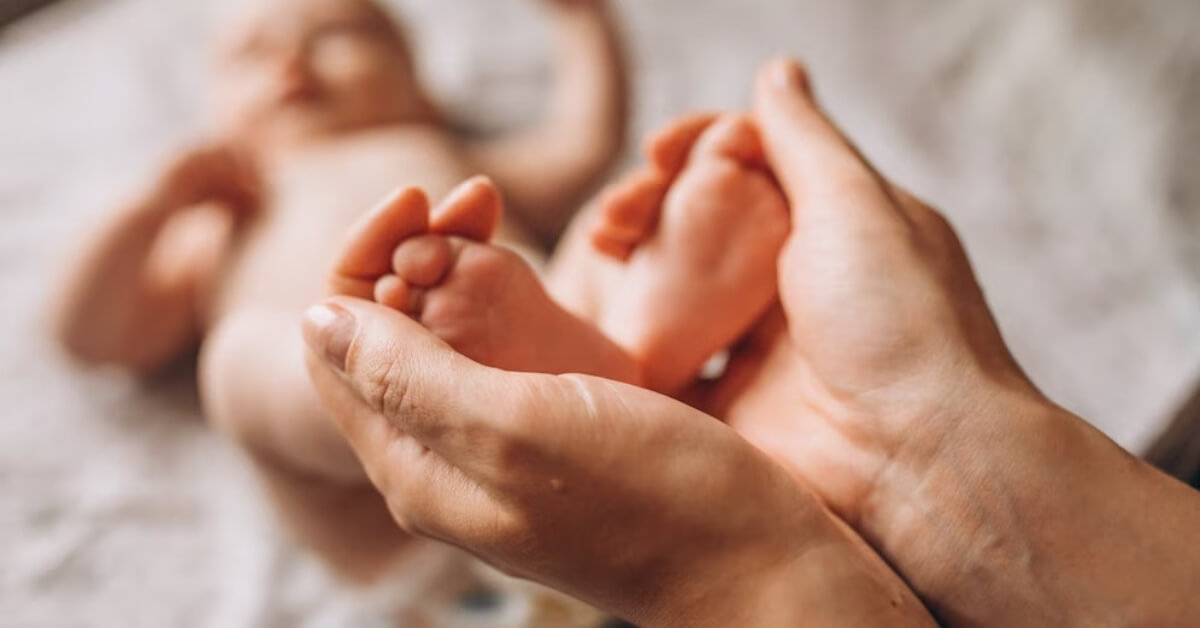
752, 57, 902, 228
303, 346, 509, 545
301, 296, 523, 480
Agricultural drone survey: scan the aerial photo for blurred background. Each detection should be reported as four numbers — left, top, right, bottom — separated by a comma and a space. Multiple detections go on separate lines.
2, 0, 1198, 625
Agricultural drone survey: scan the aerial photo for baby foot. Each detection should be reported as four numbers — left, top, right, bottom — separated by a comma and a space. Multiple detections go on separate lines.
329, 177, 639, 381
588, 114, 791, 394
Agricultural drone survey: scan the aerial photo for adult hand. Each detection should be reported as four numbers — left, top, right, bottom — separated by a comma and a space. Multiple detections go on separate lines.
708, 57, 1200, 626
710, 57, 1034, 525
301, 297, 933, 627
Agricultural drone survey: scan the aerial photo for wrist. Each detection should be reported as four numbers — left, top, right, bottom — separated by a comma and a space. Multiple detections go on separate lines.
857, 382, 1054, 607
860, 368, 1054, 512
861, 376, 1191, 625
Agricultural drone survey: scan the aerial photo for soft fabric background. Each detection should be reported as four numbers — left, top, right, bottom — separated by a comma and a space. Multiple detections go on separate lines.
2, 0, 1198, 625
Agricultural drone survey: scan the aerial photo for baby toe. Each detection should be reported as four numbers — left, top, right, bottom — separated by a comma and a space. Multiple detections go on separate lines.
374, 275, 422, 313
691, 114, 768, 171
430, 176, 503, 242
392, 234, 455, 288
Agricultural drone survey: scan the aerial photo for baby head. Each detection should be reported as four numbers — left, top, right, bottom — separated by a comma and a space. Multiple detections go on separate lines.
210, 0, 433, 147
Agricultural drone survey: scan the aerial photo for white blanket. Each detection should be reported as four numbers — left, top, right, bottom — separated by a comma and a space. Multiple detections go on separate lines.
3, 0, 1199, 625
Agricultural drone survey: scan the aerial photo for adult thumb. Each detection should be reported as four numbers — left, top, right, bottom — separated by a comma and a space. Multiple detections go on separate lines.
301, 296, 508, 472
752, 57, 903, 229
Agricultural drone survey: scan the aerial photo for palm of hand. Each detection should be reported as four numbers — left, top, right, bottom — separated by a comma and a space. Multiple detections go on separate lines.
710, 189, 1030, 524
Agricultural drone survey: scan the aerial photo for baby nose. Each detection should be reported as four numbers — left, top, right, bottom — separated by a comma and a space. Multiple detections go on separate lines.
280, 46, 310, 78
277, 47, 316, 96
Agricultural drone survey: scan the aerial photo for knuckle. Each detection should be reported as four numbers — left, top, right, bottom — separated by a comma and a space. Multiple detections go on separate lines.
362, 355, 412, 421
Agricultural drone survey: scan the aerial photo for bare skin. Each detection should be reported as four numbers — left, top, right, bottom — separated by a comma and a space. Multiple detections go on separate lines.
299, 58, 1200, 627
325, 176, 641, 383
52, 0, 627, 583
300, 54, 1200, 626
322, 115, 789, 400
304, 119, 928, 625
705, 59, 1200, 626
549, 113, 791, 394
300, 297, 938, 628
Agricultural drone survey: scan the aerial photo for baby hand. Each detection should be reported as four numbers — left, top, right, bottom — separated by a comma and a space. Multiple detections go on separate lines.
155, 142, 261, 219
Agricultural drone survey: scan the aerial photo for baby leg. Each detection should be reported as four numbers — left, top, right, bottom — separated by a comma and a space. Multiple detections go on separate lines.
329, 177, 642, 383
200, 312, 417, 584
556, 114, 791, 395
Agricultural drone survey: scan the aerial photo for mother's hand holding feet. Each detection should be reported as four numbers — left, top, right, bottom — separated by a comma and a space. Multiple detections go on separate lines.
718, 56, 1200, 626
299, 53, 1200, 627
301, 297, 933, 627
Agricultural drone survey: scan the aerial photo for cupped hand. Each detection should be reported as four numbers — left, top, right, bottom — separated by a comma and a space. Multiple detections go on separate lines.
301, 297, 932, 627
698, 58, 1045, 526
699, 58, 1200, 627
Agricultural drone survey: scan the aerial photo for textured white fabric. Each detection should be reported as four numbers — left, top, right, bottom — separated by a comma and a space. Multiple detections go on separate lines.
3, 0, 1199, 625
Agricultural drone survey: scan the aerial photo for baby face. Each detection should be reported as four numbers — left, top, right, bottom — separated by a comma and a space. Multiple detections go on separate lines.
212, 0, 427, 145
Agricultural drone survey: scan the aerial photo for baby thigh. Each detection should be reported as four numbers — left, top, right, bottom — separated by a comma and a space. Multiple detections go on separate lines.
200, 309, 414, 581
200, 308, 363, 481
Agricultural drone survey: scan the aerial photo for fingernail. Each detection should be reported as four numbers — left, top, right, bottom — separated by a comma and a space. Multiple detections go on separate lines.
770, 58, 809, 95
302, 303, 356, 372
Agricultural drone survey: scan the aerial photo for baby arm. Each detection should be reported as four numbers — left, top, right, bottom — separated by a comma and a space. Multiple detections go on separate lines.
468, 0, 629, 245
52, 145, 257, 372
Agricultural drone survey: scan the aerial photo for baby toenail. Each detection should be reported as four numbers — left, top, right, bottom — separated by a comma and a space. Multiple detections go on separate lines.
302, 302, 357, 372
